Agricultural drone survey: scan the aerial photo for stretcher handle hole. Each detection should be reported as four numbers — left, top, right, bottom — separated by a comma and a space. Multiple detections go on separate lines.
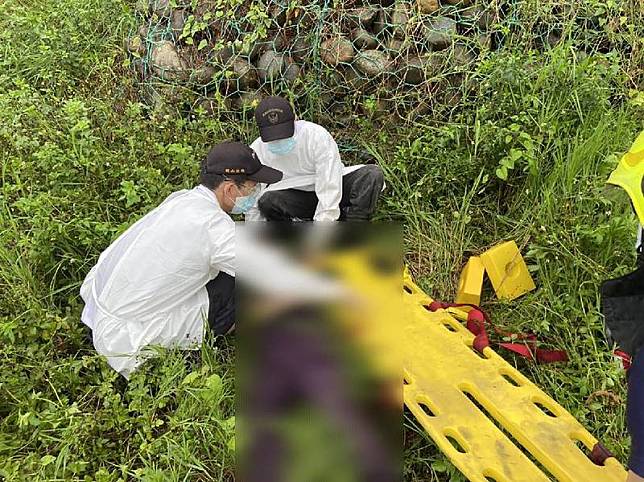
533, 399, 558, 418
482, 469, 507, 482
442, 321, 458, 332
499, 371, 523, 387
444, 433, 468, 454
572, 437, 613, 466
467, 341, 491, 360
571, 437, 594, 461
404, 285, 413, 294
415, 396, 438, 418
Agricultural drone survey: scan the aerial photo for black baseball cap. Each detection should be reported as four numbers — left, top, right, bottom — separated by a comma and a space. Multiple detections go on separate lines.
204, 141, 283, 184
254, 96, 295, 142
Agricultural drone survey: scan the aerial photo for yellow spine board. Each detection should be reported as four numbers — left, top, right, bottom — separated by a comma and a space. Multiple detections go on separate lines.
403, 273, 627, 482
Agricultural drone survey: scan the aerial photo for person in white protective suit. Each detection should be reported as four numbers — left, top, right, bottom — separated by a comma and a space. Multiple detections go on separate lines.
245, 96, 385, 222
79, 141, 282, 378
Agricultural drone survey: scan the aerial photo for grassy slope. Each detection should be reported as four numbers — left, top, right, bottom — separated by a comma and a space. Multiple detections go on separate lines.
1, 0, 643, 481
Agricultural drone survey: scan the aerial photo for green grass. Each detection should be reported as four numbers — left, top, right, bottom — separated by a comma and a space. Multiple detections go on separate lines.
1, 0, 643, 480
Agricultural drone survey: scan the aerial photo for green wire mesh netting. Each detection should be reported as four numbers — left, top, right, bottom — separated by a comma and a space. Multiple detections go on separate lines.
125, 0, 643, 124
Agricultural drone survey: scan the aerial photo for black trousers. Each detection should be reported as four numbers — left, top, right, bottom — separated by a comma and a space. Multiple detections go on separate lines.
206, 271, 235, 335
257, 165, 384, 221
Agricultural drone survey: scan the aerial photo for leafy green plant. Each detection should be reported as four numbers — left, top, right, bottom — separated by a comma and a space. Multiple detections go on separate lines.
1, 0, 643, 480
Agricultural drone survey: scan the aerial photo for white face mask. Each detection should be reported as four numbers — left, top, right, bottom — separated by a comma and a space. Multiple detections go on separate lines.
227, 183, 260, 214
267, 137, 296, 155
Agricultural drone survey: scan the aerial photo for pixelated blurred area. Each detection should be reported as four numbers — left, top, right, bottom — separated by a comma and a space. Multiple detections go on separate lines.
236, 223, 403, 482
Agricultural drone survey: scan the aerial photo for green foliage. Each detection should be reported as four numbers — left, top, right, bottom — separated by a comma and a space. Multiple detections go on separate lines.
1, 0, 643, 480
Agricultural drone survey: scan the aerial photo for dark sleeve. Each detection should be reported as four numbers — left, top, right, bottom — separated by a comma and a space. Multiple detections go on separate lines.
628, 350, 644, 476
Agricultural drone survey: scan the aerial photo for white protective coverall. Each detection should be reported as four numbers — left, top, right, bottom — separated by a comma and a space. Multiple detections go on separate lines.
80, 185, 235, 378
247, 120, 363, 222
80, 186, 345, 378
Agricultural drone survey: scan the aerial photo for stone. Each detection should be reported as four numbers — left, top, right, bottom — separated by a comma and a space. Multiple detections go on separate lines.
320, 37, 355, 66
402, 54, 426, 84
231, 58, 257, 90
290, 37, 310, 62
478, 8, 496, 30
391, 3, 410, 40
342, 65, 370, 90
401, 52, 444, 84
138, 25, 149, 39
386, 37, 405, 54
352, 28, 378, 50
151, 41, 189, 81
269, 3, 287, 27
283, 60, 301, 83
372, 8, 389, 37
478, 33, 492, 50
451, 43, 475, 67
232, 91, 263, 111
423, 16, 456, 49
250, 35, 286, 60
354, 50, 393, 77
193, 64, 216, 85
461, 6, 495, 30
257, 50, 285, 81
171, 9, 187, 39
212, 44, 235, 65
151, 0, 171, 17
351, 6, 380, 29
417, 0, 439, 14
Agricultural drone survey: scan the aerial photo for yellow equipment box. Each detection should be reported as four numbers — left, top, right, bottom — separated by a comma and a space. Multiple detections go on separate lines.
455, 256, 485, 308
480, 241, 536, 300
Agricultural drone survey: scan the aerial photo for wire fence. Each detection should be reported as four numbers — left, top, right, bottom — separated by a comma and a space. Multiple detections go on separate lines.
125, 0, 643, 125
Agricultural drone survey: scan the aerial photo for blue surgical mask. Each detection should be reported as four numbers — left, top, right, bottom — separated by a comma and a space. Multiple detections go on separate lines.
231, 186, 260, 214
267, 137, 296, 155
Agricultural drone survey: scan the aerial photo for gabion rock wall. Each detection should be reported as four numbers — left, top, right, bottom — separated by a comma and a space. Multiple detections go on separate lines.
125, 0, 641, 122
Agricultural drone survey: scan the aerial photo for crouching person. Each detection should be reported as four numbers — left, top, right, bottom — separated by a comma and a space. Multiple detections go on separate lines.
79, 142, 282, 377
246, 96, 384, 222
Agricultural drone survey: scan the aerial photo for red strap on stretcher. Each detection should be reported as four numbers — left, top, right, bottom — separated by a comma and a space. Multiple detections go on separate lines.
428, 301, 569, 364
589, 442, 614, 466
614, 350, 632, 371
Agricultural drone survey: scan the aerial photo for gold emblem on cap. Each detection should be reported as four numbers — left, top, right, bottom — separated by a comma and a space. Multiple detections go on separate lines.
263, 108, 283, 125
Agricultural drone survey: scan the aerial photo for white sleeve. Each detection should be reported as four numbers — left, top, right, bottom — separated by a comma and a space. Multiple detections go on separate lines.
244, 204, 266, 222
208, 217, 236, 276
311, 129, 343, 222
236, 227, 344, 300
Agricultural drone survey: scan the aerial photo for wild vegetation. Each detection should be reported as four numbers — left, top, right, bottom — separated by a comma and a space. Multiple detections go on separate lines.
1, 0, 643, 480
